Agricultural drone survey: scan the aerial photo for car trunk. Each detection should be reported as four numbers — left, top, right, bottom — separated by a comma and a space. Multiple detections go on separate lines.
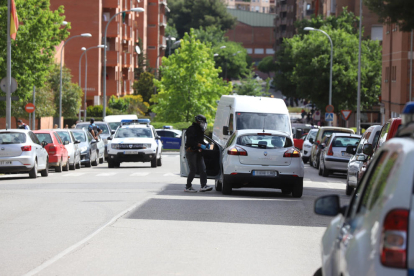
0, 144, 23, 157
238, 147, 291, 166
332, 146, 352, 159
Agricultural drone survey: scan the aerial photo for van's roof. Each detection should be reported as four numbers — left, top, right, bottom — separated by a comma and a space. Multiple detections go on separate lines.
220, 95, 288, 114
103, 115, 138, 122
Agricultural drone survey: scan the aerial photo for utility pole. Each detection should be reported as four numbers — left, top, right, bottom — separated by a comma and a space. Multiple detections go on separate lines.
6, 0, 12, 128
356, 0, 363, 135
32, 85, 36, 130
410, 29, 413, 102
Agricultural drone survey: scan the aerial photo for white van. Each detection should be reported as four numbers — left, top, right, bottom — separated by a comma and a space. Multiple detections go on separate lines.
103, 114, 138, 131
213, 95, 291, 147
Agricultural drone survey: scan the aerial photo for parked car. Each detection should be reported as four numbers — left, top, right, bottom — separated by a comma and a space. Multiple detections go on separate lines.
313, 134, 414, 276
180, 129, 305, 197
310, 127, 355, 168
54, 129, 81, 170
0, 129, 49, 178
301, 128, 318, 164
34, 130, 70, 172
76, 121, 113, 162
69, 129, 99, 167
318, 133, 361, 177
103, 114, 138, 132
375, 117, 402, 151
293, 132, 307, 150
107, 124, 163, 168
155, 129, 182, 150
312, 135, 331, 169
345, 125, 382, 195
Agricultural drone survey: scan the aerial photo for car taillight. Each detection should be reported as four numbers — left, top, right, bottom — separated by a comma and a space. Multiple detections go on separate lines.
380, 209, 409, 268
283, 148, 300, 157
21, 145, 31, 151
49, 145, 56, 154
327, 143, 334, 156
227, 146, 248, 156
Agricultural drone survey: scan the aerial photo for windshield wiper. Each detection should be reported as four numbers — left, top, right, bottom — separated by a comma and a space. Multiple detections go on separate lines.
246, 143, 267, 149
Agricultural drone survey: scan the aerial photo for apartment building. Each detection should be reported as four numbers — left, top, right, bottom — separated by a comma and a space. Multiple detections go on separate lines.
296, 0, 314, 21
274, 0, 296, 52
224, 0, 276, 14
50, 0, 166, 109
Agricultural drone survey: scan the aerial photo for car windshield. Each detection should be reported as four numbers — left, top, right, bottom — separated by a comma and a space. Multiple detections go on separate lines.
72, 131, 87, 142
56, 131, 71, 143
35, 133, 53, 144
237, 134, 292, 149
236, 113, 290, 134
108, 122, 121, 130
332, 137, 360, 147
115, 128, 153, 138
0, 132, 26, 144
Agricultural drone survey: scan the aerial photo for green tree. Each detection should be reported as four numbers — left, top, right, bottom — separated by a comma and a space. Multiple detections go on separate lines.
364, 0, 414, 32
168, 0, 236, 37
0, 0, 69, 117
193, 26, 227, 45
257, 56, 276, 77
212, 41, 249, 79
153, 29, 232, 122
275, 12, 382, 111
33, 84, 56, 118
234, 71, 270, 96
133, 72, 155, 103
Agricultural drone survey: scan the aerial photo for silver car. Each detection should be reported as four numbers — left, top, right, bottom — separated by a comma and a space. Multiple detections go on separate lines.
318, 133, 361, 177
55, 129, 82, 170
0, 129, 49, 178
76, 122, 111, 163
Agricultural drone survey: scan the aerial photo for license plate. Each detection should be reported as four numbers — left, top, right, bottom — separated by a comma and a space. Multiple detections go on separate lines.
342, 152, 351, 157
0, 161, 12, 165
124, 151, 138, 155
253, 170, 276, 177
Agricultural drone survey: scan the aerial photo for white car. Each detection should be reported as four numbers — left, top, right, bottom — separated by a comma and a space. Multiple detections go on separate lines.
107, 124, 162, 168
0, 129, 49, 178
55, 129, 82, 170
301, 128, 318, 164
180, 129, 305, 197
313, 133, 414, 275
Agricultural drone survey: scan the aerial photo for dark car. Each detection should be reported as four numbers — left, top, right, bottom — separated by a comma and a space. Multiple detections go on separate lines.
69, 129, 99, 167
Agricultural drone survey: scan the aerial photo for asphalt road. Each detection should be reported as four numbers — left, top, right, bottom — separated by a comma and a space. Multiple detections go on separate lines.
0, 153, 350, 276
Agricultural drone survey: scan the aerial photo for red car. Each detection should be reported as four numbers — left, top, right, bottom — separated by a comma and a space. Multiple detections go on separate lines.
294, 133, 308, 150
33, 130, 69, 172
374, 118, 402, 152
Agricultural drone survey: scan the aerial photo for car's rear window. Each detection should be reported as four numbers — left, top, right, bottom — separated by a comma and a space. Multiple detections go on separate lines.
0, 132, 26, 144
322, 130, 351, 139
332, 137, 360, 147
35, 133, 53, 144
237, 134, 293, 149
56, 131, 71, 143
115, 128, 153, 138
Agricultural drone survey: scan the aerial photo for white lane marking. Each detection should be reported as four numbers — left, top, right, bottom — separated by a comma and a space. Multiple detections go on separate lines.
163, 173, 177, 176
63, 173, 86, 177
130, 172, 149, 176
96, 173, 117, 177
23, 195, 152, 276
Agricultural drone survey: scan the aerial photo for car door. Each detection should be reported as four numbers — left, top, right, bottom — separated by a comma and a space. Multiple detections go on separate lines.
29, 132, 46, 169
180, 129, 222, 179
87, 132, 97, 159
70, 131, 80, 163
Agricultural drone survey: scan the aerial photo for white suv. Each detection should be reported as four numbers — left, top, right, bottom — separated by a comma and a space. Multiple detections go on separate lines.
107, 124, 162, 168
301, 128, 318, 164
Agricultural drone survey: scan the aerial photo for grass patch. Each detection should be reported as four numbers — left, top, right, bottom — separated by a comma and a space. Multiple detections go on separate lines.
288, 107, 307, 113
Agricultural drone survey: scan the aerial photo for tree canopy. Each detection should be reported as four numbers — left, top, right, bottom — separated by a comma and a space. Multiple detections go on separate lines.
152, 29, 232, 122
167, 0, 236, 37
257, 56, 276, 77
274, 10, 382, 111
233, 71, 270, 97
364, 0, 414, 32
212, 41, 249, 79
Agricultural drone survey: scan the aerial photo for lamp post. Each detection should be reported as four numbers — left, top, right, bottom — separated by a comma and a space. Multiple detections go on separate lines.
219, 45, 227, 79
79, 45, 106, 122
103, 7, 145, 118
356, 0, 363, 135
59, 33, 92, 128
78, 47, 86, 122
304, 27, 333, 126
166, 36, 176, 56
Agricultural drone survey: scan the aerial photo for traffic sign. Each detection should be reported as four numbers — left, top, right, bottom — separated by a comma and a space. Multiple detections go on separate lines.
325, 113, 334, 122
0, 96, 19, 101
0, 77, 18, 93
341, 110, 352, 121
314, 110, 321, 121
25, 103, 35, 113
326, 105, 334, 113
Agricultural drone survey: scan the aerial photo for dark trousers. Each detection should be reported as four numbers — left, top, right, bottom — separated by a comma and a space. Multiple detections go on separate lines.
186, 151, 207, 188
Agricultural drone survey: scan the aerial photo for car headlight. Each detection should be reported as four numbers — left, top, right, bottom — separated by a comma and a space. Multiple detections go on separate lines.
111, 144, 120, 149
143, 144, 152, 149
80, 146, 88, 153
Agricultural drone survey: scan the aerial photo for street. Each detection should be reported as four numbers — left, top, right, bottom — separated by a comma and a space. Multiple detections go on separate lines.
0, 152, 349, 276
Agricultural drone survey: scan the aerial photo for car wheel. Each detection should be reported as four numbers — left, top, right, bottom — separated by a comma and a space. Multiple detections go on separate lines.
215, 179, 222, 191
322, 162, 329, 177
99, 156, 104, 164
316, 156, 320, 169
70, 161, 76, 170
114, 162, 120, 168
157, 155, 162, 166
151, 153, 157, 168
292, 178, 303, 198
29, 160, 38, 178
76, 159, 81, 169
346, 176, 354, 196
55, 159, 63, 172
41, 159, 49, 177
221, 175, 232, 195
63, 159, 69, 171
313, 267, 322, 276
85, 154, 92, 168
108, 160, 114, 168
281, 188, 291, 195
302, 157, 308, 164
318, 161, 322, 176
92, 151, 98, 166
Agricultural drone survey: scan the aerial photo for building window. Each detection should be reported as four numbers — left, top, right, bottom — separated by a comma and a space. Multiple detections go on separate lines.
246, 48, 253, 54
103, 12, 110, 22
263, 7, 265, 12
392, 66, 397, 82
371, 26, 383, 41
266, 48, 275, 54
385, 67, 389, 83
255, 48, 264, 54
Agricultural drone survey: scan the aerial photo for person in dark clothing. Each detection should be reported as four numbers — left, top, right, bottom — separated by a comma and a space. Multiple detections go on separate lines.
184, 115, 213, 193
17, 120, 29, 130
88, 118, 102, 140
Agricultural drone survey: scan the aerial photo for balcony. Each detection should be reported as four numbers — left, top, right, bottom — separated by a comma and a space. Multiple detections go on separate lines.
160, 36, 166, 49
123, 53, 132, 67
103, 0, 119, 9
106, 23, 119, 38
160, 0, 167, 5
159, 15, 167, 27
106, 51, 119, 67
122, 26, 132, 40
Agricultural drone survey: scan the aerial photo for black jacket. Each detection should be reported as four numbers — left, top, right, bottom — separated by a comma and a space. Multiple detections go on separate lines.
185, 123, 206, 150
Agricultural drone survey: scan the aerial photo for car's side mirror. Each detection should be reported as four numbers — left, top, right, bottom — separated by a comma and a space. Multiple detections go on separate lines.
41, 141, 47, 148
64, 140, 69, 145
363, 144, 373, 156
309, 138, 314, 144
346, 145, 357, 155
111, 130, 115, 135
223, 126, 229, 136
107, 137, 112, 140
314, 195, 343, 216
74, 140, 81, 144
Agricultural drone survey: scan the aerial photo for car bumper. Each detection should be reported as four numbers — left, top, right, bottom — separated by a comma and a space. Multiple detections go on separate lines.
224, 173, 303, 189
324, 157, 349, 172
108, 151, 156, 163
0, 156, 35, 172
80, 153, 90, 163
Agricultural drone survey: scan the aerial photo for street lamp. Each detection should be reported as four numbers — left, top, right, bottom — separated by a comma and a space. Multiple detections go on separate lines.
166, 36, 176, 56
59, 33, 92, 128
213, 53, 219, 57
103, 7, 145, 118
218, 46, 228, 79
356, 0, 362, 134
304, 27, 333, 126
79, 45, 106, 121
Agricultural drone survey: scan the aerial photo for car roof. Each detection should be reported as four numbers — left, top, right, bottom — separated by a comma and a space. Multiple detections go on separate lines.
119, 124, 152, 129
365, 125, 382, 132
330, 133, 361, 139
236, 129, 290, 137
33, 130, 57, 133
0, 129, 29, 133
77, 121, 108, 125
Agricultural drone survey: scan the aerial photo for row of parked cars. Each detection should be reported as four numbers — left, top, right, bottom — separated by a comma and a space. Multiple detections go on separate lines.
311, 103, 414, 276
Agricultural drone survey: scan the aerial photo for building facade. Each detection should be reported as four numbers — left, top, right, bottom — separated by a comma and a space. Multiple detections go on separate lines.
224, 0, 276, 14
50, 0, 166, 110
274, 0, 297, 52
